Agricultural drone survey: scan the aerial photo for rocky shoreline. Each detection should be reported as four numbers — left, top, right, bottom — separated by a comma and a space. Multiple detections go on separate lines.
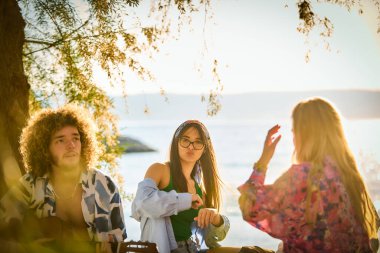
118, 136, 156, 153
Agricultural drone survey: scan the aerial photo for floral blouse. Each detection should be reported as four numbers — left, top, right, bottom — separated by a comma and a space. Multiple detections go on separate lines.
0, 169, 127, 242
238, 158, 377, 253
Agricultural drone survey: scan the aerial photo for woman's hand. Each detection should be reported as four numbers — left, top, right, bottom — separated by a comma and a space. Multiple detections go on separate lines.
257, 124, 281, 170
191, 194, 203, 209
194, 208, 222, 229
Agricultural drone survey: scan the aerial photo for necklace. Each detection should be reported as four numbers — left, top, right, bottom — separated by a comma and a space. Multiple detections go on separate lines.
53, 183, 79, 200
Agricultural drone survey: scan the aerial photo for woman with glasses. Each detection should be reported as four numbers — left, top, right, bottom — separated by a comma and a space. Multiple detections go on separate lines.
238, 97, 379, 253
132, 120, 230, 253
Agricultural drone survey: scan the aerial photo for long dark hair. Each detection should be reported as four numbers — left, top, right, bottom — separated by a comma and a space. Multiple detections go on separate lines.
169, 120, 222, 210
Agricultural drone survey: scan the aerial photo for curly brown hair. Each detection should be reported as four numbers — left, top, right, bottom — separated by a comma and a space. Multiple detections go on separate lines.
20, 104, 99, 177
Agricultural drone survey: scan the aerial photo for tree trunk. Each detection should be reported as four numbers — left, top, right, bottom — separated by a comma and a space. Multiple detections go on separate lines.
0, 0, 29, 197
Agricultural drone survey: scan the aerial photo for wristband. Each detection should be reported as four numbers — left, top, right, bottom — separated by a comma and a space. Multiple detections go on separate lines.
253, 161, 267, 172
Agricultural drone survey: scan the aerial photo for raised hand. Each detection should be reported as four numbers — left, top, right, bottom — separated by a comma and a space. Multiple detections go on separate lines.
194, 208, 222, 229
257, 124, 281, 170
191, 194, 203, 209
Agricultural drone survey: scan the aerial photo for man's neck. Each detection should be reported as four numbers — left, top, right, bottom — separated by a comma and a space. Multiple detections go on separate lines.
51, 165, 82, 184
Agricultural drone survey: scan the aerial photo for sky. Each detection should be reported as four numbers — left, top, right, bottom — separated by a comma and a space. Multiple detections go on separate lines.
95, 0, 380, 95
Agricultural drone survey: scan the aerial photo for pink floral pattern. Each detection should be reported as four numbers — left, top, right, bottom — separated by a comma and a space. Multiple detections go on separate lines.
238, 158, 373, 253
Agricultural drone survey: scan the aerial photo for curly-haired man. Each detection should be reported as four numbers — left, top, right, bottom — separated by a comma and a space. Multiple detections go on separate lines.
0, 104, 126, 252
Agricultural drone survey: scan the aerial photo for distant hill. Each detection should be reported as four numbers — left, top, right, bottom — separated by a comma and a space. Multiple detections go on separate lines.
112, 90, 380, 120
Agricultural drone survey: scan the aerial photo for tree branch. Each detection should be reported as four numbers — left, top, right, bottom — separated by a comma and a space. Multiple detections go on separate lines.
24, 38, 56, 45
24, 17, 91, 56
23, 27, 134, 56
35, 0, 65, 38
23, 39, 63, 56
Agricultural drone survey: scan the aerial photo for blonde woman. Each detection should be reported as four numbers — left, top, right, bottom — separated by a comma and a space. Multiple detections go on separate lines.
238, 97, 379, 252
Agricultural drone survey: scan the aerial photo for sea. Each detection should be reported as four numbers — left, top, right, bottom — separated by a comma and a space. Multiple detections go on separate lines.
117, 118, 380, 250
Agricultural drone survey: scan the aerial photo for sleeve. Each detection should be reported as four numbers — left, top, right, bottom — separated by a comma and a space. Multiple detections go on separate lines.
131, 178, 192, 220
0, 174, 33, 224
204, 214, 230, 248
237, 166, 295, 238
95, 173, 127, 242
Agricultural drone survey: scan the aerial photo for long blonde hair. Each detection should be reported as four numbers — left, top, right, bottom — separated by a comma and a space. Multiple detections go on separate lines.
292, 97, 378, 239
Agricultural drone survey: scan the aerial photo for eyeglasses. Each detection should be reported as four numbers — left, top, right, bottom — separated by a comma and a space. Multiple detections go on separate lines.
179, 137, 205, 150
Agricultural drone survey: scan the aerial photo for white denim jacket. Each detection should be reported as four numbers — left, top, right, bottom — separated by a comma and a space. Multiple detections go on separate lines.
131, 178, 230, 253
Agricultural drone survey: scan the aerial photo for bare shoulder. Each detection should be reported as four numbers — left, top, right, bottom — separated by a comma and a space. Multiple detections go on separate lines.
145, 162, 167, 176
144, 162, 170, 188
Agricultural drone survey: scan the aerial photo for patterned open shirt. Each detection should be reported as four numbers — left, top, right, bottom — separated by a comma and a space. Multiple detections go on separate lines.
0, 169, 127, 242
